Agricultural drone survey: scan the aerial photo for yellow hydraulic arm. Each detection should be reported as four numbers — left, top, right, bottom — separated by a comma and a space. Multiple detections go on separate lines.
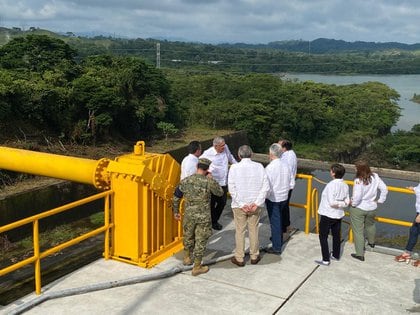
0, 146, 110, 189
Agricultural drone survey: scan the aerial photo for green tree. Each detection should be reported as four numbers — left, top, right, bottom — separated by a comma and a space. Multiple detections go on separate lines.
157, 122, 178, 142
0, 35, 77, 75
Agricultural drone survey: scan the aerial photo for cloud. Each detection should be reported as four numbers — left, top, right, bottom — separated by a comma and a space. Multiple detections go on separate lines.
0, 0, 419, 43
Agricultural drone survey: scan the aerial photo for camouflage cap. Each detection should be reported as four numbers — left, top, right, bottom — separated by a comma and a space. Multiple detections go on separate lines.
198, 158, 212, 167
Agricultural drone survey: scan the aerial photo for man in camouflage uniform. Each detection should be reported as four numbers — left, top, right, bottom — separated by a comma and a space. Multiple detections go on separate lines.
173, 158, 223, 276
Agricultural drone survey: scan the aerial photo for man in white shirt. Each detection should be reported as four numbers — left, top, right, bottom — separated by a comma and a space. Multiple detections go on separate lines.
200, 136, 237, 230
181, 141, 201, 180
265, 143, 295, 254
228, 145, 269, 266
279, 139, 297, 235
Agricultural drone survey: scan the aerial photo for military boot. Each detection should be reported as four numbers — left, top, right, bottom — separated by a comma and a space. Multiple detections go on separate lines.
183, 250, 192, 266
191, 259, 209, 276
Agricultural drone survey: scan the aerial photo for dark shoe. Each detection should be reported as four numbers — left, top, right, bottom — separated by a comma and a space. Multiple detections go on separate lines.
212, 222, 222, 230
368, 243, 375, 249
265, 248, 281, 255
330, 253, 340, 261
351, 253, 365, 261
314, 260, 330, 266
231, 256, 245, 267
250, 256, 261, 265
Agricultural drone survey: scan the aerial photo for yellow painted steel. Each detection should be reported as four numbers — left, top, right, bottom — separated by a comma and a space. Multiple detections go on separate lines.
0, 146, 110, 189
0, 191, 112, 294
0, 141, 183, 269
108, 141, 182, 267
0, 152, 418, 297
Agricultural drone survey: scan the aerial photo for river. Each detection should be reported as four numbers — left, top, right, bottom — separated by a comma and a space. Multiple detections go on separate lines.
283, 73, 420, 132
280, 73, 419, 238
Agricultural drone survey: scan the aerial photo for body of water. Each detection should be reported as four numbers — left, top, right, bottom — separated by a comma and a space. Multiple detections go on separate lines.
284, 73, 420, 131
291, 169, 418, 239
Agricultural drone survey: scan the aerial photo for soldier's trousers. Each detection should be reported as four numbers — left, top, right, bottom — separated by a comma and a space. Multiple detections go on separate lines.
183, 218, 212, 260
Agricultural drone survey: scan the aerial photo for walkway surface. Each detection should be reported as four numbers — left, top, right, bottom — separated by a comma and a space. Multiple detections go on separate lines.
2, 209, 420, 315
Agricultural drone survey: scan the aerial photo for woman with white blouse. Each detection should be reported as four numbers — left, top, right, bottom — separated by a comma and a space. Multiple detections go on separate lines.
350, 161, 388, 261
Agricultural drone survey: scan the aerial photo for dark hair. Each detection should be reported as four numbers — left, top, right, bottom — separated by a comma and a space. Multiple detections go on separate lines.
355, 160, 372, 185
330, 163, 345, 179
280, 139, 293, 150
188, 141, 201, 154
197, 163, 209, 171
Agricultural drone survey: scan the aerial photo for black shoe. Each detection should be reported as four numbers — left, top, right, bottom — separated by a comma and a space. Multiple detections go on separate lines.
368, 243, 375, 249
265, 248, 281, 255
351, 253, 365, 261
212, 223, 222, 230
250, 256, 261, 265
330, 253, 340, 261
231, 256, 245, 267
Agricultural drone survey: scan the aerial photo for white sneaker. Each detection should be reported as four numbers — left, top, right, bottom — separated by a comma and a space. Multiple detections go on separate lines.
315, 260, 330, 266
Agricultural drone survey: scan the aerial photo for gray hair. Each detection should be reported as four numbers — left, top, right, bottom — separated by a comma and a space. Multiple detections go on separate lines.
269, 143, 282, 158
238, 145, 253, 159
213, 136, 225, 146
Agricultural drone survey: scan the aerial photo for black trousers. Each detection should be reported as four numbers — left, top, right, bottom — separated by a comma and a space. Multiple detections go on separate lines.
282, 189, 293, 232
211, 186, 228, 225
319, 215, 342, 261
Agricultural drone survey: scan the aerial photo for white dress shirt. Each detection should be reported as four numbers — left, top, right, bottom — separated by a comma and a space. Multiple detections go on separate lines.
351, 173, 388, 211
180, 154, 198, 180
228, 158, 270, 208
318, 178, 350, 219
265, 158, 295, 202
280, 150, 297, 189
200, 144, 237, 186
414, 184, 420, 213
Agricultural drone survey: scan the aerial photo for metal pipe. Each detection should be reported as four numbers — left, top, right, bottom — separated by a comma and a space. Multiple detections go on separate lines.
0, 146, 110, 189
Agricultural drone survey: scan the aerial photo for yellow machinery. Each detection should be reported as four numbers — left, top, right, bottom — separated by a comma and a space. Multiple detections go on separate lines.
0, 141, 183, 268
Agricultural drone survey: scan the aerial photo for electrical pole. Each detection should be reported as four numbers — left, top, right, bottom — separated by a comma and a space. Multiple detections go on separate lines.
156, 43, 160, 69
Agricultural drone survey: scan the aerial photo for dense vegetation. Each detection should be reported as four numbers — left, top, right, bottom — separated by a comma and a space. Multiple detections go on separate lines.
0, 35, 183, 144
2, 28, 420, 75
72, 38, 420, 74
0, 33, 419, 171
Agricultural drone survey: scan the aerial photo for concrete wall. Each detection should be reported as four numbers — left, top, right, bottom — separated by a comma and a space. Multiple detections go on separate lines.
0, 182, 101, 241
253, 153, 420, 181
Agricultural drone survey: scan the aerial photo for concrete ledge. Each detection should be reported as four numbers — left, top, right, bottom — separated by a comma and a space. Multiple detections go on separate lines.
253, 153, 420, 181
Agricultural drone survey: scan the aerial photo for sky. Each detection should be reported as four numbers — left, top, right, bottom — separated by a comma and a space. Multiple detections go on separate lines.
1, 0, 420, 44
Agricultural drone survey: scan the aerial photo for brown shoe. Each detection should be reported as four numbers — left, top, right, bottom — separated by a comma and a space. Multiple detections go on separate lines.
231, 256, 245, 267
395, 253, 411, 263
191, 264, 209, 276
250, 256, 261, 265
183, 256, 193, 266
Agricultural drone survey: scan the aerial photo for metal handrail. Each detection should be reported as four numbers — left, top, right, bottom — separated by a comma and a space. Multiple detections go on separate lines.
308, 177, 415, 239
0, 173, 416, 296
0, 190, 114, 295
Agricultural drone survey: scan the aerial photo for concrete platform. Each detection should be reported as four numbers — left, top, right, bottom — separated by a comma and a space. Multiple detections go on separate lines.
2, 209, 420, 315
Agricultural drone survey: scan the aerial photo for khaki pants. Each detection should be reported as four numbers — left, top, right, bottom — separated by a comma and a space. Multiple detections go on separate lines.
232, 207, 261, 262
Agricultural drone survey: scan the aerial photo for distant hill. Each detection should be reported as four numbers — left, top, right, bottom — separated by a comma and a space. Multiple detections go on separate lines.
219, 38, 420, 54
0, 27, 59, 46
2, 27, 420, 74
2, 27, 420, 54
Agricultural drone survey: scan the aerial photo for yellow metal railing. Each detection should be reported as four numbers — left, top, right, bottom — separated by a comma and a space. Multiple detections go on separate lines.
290, 174, 315, 234
308, 178, 415, 239
0, 172, 416, 297
0, 190, 113, 295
